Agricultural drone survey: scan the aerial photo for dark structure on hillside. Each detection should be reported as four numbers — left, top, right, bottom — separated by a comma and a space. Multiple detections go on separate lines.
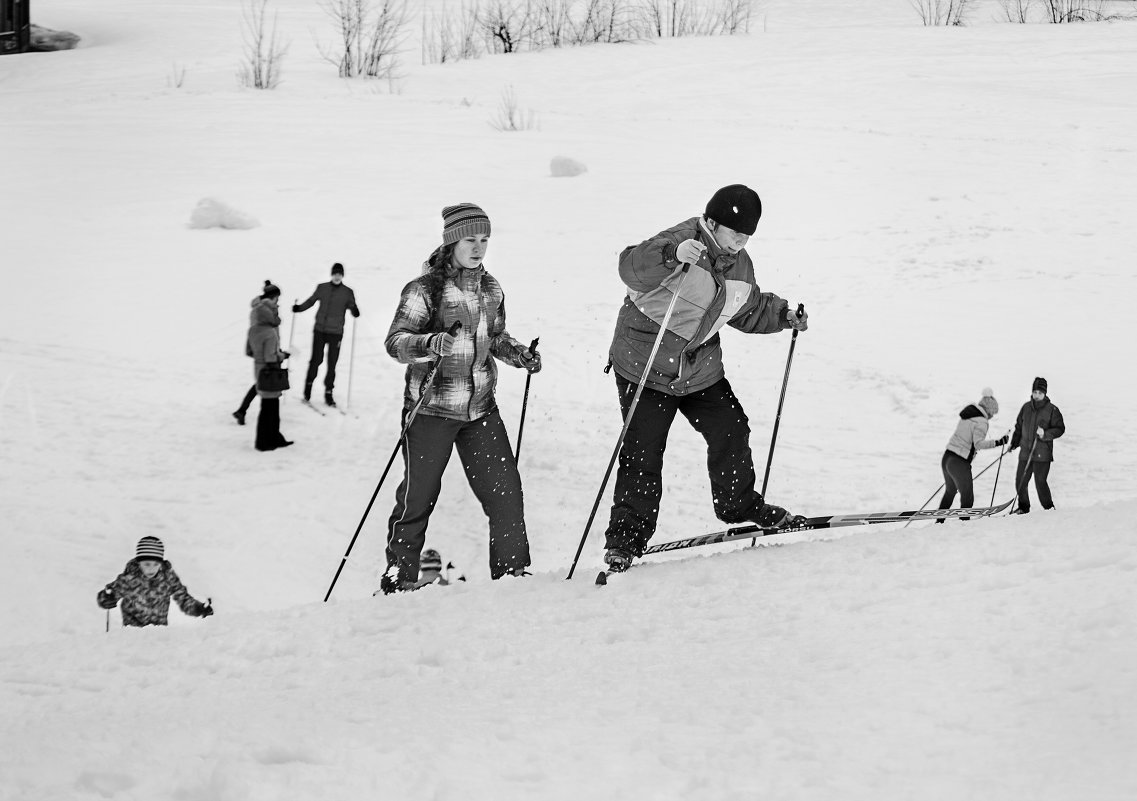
1, 0, 30, 54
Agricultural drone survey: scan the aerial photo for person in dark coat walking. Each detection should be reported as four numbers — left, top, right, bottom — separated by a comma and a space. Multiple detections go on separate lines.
293, 263, 360, 407
246, 280, 293, 451
937, 388, 1008, 521
380, 203, 540, 594
97, 536, 213, 627
601, 184, 809, 574
1009, 376, 1065, 513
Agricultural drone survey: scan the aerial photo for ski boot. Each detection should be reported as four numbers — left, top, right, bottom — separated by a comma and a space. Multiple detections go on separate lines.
325, 390, 337, 408
603, 548, 634, 573
753, 504, 807, 530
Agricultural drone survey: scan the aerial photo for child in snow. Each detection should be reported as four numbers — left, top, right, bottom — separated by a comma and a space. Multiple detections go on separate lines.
380, 203, 540, 594
97, 536, 213, 627
416, 548, 450, 588
937, 388, 1008, 520
601, 184, 808, 573
1008, 377, 1065, 514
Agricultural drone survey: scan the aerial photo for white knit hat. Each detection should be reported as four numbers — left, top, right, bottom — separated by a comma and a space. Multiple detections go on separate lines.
977, 387, 999, 419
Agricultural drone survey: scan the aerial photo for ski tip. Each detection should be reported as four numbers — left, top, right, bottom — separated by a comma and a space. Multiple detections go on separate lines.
594, 570, 608, 586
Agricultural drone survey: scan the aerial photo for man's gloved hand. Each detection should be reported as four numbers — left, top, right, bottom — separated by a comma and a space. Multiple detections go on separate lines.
431, 331, 457, 357
786, 306, 809, 332
519, 348, 542, 374
675, 239, 707, 266
291, 304, 301, 313
1036, 426, 1045, 439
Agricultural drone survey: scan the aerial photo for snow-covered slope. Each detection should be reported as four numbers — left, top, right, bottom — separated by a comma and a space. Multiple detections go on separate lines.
2, 0, 1136, 798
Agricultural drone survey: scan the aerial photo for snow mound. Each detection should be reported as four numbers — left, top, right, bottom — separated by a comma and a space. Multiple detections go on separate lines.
189, 198, 259, 230
550, 156, 588, 178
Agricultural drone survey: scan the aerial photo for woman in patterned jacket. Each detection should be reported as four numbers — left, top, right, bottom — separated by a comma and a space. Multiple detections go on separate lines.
380, 203, 540, 594
97, 536, 213, 627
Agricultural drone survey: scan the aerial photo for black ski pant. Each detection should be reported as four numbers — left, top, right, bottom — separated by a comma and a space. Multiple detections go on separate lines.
604, 376, 765, 556
1015, 458, 1053, 512
386, 409, 530, 583
938, 450, 975, 520
304, 330, 343, 394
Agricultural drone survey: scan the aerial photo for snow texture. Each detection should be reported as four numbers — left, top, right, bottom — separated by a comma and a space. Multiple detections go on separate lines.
2, 0, 1137, 799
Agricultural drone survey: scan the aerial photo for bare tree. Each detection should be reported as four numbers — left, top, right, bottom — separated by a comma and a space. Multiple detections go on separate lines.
1039, 0, 1119, 21
909, 0, 972, 25
422, 2, 483, 64
320, 0, 410, 78
571, 0, 639, 43
997, 0, 1035, 22
479, 0, 539, 54
238, 0, 289, 89
489, 85, 538, 131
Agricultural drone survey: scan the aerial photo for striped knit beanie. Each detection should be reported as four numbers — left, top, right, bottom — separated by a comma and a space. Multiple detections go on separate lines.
136, 536, 165, 562
420, 548, 443, 572
441, 203, 491, 245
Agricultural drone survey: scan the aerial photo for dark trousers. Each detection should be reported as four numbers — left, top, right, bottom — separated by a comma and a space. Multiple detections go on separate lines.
305, 330, 343, 392
237, 384, 257, 415
386, 410, 530, 582
938, 450, 975, 518
255, 397, 288, 451
604, 376, 764, 556
1015, 459, 1053, 512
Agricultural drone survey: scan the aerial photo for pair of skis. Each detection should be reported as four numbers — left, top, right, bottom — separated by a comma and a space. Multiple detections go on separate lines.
595, 497, 1015, 585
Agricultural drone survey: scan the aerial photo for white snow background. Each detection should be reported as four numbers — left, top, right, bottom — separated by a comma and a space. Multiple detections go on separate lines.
2, 0, 1137, 798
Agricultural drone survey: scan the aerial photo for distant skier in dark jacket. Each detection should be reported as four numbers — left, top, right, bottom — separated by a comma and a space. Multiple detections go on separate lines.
1009, 377, 1065, 513
293, 263, 360, 407
97, 537, 213, 627
937, 388, 1008, 520
601, 184, 809, 574
380, 203, 539, 594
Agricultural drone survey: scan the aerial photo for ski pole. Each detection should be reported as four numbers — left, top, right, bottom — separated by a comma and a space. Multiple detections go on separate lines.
105, 609, 109, 633
990, 444, 1006, 505
752, 303, 805, 546
903, 450, 1007, 529
514, 337, 540, 462
288, 299, 298, 353
346, 316, 358, 411
323, 322, 461, 602
1010, 435, 1040, 513
566, 264, 692, 580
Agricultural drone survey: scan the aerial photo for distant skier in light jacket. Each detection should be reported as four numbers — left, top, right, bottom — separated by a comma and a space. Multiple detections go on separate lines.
380, 203, 540, 594
293, 262, 360, 407
937, 388, 1008, 520
602, 184, 809, 573
96, 537, 213, 627
1008, 376, 1065, 513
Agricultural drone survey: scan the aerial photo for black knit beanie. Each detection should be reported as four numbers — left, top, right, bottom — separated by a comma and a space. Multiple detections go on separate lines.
705, 184, 762, 236
261, 280, 281, 299
1032, 377, 1048, 394
331, 263, 344, 276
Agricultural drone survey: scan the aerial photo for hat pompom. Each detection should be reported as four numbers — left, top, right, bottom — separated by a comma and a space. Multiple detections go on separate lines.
977, 388, 999, 418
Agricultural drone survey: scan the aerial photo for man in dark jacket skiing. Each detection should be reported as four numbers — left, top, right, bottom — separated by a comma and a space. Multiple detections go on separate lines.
1009, 376, 1065, 513
294, 262, 360, 407
601, 184, 808, 573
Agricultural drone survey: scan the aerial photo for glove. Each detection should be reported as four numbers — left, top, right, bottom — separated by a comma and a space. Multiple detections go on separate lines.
1007, 441, 1018, 452
519, 348, 542, 374
995, 435, 1009, 447
351, 308, 360, 318
674, 239, 707, 266
199, 601, 214, 618
787, 306, 809, 332
280, 351, 290, 360
431, 331, 456, 357
291, 304, 300, 313
97, 586, 117, 609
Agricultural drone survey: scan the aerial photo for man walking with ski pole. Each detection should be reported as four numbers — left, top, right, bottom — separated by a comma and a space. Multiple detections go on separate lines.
293, 262, 360, 408
598, 184, 809, 574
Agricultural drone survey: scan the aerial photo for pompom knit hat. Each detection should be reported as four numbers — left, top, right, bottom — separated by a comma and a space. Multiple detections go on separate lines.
420, 549, 443, 572
1033, 376, 1048, 394
977, 387, 999, 419
705, 184, 762, 236
441, 203, 491, 245
261, 280, 281, 299
136, 536, 165, 562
